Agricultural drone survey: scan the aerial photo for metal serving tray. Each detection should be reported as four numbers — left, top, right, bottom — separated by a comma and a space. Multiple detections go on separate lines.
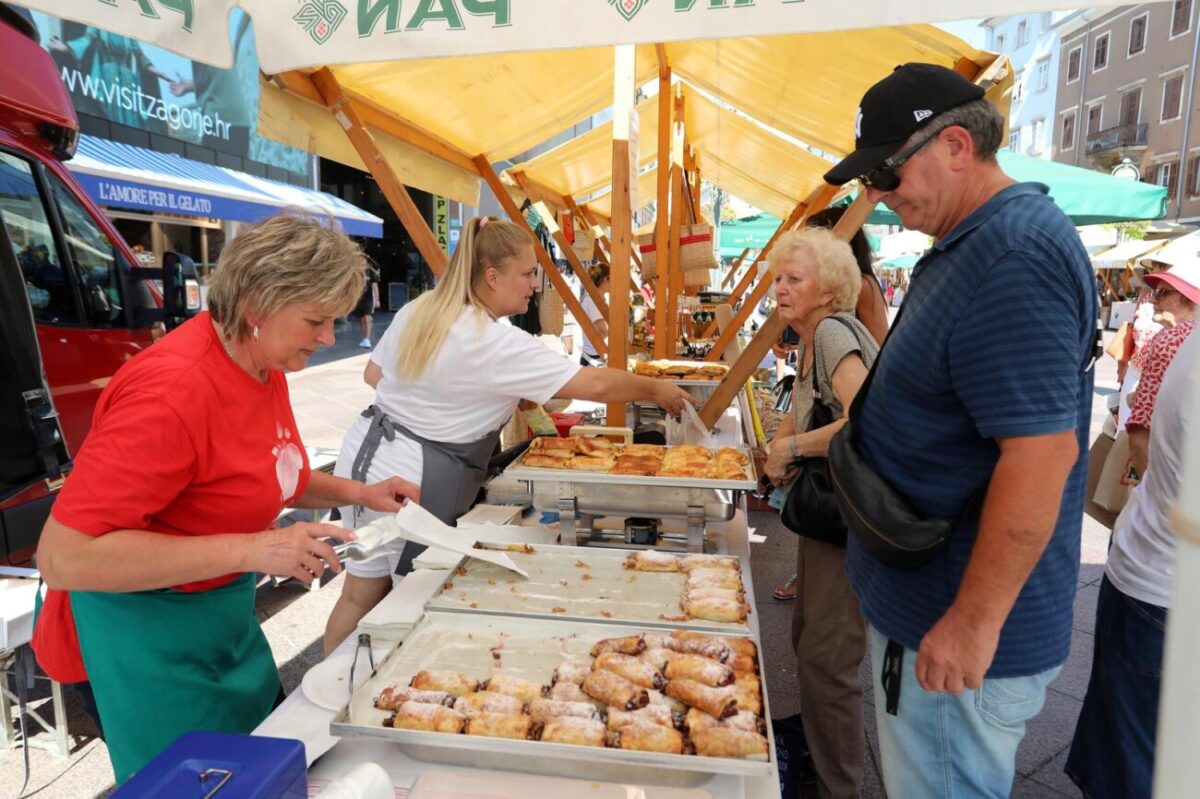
425, 543, 750, 635
504, 450, 757, 492
331, 611, 774, 787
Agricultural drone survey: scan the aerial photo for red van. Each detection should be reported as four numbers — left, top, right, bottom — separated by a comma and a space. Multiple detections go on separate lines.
0, 5, 192, 564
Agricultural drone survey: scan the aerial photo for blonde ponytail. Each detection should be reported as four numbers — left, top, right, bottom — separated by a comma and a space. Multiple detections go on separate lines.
395, 216, 534, 380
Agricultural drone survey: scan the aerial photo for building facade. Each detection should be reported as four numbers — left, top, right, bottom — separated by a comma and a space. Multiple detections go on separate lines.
983, 12, 1074, 159
1054, 2, 1200, 222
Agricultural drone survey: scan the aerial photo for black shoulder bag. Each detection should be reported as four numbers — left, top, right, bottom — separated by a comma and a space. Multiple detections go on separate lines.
779, 316, 859, 546
826, 302, 984, 568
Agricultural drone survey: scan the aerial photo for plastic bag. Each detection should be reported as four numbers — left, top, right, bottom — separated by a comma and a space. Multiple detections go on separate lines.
665, 402, 715, 447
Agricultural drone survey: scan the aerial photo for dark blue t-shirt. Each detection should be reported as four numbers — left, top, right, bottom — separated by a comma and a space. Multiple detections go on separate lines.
844, 182, 1097, 677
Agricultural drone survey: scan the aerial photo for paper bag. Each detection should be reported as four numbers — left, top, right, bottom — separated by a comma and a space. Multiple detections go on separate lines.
1084, 432, 1118, 529
1092, 430, 1139, 515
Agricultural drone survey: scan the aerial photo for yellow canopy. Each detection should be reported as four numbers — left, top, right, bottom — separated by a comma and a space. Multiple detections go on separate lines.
257, 26, 1007, 211
664, 28, 1009, 157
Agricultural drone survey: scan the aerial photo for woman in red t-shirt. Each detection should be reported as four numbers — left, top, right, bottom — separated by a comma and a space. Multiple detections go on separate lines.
31, 212, 419, 784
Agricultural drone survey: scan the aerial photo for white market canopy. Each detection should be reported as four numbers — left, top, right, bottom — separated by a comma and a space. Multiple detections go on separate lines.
35, 1, 1120, 72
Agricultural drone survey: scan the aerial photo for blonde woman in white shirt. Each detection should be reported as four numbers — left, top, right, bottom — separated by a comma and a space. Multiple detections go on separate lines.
323, 216, 693, 652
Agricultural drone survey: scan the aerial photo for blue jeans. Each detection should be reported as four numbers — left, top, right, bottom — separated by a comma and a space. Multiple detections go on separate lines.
868, 625, 1060, 798
1065, 575, 1166, 799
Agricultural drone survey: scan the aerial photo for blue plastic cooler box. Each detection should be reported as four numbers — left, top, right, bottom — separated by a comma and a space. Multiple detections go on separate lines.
112, 732, 306, 798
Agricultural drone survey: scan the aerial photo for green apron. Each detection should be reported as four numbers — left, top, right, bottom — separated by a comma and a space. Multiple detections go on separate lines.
70, 573, 279, 784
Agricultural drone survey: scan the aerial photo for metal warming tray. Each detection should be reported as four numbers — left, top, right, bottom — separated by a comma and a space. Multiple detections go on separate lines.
502, 450, 756, 551
331, 611, 774, 786
425, 543, 750, 635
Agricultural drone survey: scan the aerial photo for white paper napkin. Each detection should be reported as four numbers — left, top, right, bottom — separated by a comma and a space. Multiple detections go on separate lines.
316, 762, 393, 799
356, 568, 446, 640
394, 504, 529, 578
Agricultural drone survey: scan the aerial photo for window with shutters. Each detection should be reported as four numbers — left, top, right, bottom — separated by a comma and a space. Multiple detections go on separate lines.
1157, 161, 1179, 200
1119, 88, 1142, 126
1094, 32, 1110, 71
1162, 74, 1185, 121
1035, 59, 1051, 93
1017, 20, 1029, 47
1013, 71, 1025, 102
1067, 46, 1082, 83
1087, 104, 1103, 135
1187, 155, 1200, 197
1172, 0, 1192, 37
1009, 130, 1020, 153
1032, 119, 1046, 154
995, 33, 1006, 53
1060, 113, 1076, 151
1129, 14, 1148, 55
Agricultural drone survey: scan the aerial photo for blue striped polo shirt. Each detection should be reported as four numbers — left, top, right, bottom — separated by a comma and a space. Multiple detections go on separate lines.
844, 182, 1097, 677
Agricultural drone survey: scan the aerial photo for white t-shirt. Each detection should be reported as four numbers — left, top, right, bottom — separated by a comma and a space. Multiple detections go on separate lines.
335, 304, 581, 578
580, 292, 605, 358
1106, 335, 1196, 608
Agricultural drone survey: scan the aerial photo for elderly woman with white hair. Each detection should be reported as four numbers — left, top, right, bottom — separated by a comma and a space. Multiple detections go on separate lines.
762, 226, 879, 799
32, 211, 419, 784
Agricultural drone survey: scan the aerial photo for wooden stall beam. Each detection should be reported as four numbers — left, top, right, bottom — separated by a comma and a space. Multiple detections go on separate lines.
697, 193, 872, 427
276, 70, 478, 175
511, 171, 608, 317
475, 155, 607, 358
652, 47, 673, 358
308, 69, 448, 277
721, 248, 751, 289
608, 45, 638, 427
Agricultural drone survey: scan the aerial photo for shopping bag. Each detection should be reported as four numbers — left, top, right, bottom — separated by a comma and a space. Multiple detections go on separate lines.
665, 403, 715, 447
1084, 431, 1118, 529
1092, 430, 1139, 514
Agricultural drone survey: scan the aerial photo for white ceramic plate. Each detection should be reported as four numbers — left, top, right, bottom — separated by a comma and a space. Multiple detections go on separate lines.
301, 652, 380, 712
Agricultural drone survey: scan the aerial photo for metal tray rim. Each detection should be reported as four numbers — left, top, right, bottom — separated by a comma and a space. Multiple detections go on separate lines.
329, 611, 774, 781
424, 543, 751, 635
505, 459, 756, 491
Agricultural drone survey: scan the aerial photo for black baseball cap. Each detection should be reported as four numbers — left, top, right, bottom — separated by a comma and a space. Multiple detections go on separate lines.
824, 63, 986, 185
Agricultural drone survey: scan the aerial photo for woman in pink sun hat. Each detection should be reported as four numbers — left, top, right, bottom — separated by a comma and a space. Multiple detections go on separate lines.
1125, 256, 1197, 477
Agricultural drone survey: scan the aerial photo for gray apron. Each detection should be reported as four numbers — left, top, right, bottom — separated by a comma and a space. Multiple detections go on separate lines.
351, 405, 503, 575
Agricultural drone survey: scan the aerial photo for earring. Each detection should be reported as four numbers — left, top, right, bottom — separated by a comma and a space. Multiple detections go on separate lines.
252, 325, 259, 341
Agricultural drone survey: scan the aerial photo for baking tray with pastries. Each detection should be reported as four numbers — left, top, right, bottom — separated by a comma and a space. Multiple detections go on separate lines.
334, 613, 773, 780
629, 359, 730, 382
426, 544, 750, 630
511, 438, 754, 485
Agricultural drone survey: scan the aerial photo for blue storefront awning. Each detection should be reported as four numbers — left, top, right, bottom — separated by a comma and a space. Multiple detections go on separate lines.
67, 136, 383, 238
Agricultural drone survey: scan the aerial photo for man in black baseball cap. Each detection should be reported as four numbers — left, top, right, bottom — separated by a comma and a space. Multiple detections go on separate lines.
824, 62, 984, 187
829, 62, 1099, 799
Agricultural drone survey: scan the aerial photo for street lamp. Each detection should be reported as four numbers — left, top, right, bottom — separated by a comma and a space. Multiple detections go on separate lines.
1111, 157, 1140, 181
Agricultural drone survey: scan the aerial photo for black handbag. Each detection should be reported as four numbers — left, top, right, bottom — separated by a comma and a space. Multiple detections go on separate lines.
826, 304, 982, 568
779, 317, 856, 546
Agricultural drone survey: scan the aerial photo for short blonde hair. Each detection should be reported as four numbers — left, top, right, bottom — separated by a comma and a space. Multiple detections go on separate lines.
207, 210, 365, 342
772, 227, 862, 312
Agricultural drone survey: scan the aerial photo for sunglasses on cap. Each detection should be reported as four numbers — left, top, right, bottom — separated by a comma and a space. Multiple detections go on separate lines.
858, 124, 946, 192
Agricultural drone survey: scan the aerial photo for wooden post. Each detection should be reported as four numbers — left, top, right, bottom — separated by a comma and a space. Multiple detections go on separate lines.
475, 155, 607, 358
721, 248, 751, 289
697, 193, 873, 427
667, 137, 685, 356
309, 69, 448, 276
608, 44, 637, 427
511, 173, 608, 317
653, 45, 672, 359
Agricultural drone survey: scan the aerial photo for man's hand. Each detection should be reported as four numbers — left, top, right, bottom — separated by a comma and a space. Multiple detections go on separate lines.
655, 382, 699, 416
358, 476, 420, 512
915, 603, 1002, 694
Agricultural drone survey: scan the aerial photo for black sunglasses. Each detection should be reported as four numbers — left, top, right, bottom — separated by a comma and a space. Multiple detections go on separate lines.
858, 125, 945, 191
